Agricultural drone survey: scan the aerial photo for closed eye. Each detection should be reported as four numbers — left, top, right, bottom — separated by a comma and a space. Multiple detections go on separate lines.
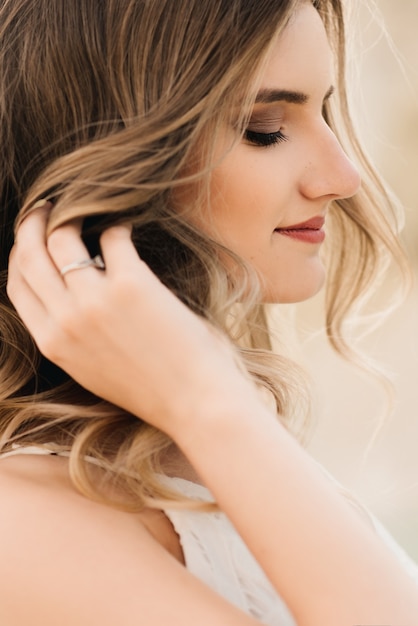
244, 129, 289, 147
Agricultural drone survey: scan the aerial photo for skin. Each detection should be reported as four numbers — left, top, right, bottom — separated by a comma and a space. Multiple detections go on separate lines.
199, 5, 360, 302
2, 4, 418, 626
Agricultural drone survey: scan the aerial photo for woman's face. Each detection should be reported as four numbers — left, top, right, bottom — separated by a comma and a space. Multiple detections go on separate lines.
200, 3, 361, 303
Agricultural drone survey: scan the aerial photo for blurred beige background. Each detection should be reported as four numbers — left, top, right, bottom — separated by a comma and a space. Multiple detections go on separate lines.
278, 0, 418, 560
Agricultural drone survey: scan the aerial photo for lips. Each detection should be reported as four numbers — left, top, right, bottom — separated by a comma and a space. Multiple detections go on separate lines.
274, 216, 325, 244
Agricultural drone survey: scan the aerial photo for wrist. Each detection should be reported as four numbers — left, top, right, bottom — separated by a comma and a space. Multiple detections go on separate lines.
171, 382, 277, 457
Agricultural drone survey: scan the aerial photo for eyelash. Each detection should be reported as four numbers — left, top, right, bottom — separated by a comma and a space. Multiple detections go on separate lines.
244, 129, 289, 147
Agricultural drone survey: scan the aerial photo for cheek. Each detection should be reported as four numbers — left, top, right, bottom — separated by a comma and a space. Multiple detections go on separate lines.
207, 151, 326, 304
207, 151, 284, 251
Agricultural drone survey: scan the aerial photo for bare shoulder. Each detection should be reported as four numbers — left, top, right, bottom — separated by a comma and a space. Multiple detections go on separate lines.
0, 453, 256, 626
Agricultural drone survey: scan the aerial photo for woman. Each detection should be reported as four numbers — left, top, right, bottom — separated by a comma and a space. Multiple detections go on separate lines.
0, 0, 417, 624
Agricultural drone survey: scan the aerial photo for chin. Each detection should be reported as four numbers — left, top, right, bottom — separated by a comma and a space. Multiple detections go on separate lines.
262, 266, 326, 304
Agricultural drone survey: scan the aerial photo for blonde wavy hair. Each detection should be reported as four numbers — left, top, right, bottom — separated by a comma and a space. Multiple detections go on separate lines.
0, 0, 407, 510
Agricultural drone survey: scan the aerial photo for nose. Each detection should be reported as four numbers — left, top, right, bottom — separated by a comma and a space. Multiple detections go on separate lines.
299, 122, 361, 201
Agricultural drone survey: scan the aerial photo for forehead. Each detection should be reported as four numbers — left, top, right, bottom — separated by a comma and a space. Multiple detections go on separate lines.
257, 3, 333, 96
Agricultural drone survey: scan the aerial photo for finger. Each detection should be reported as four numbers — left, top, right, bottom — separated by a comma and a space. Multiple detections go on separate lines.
15, 198, 51, 230
47, 220, 106, 292
16, 202, 49, 238
7, 245, 52, 345
100, 225, 153, 280
13, 208, 68, 307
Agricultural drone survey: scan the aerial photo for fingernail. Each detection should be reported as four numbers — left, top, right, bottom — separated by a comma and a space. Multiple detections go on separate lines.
32, 198, 49, 209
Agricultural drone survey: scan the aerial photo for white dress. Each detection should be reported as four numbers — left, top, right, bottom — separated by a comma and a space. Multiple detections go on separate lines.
1, 446, 418, 626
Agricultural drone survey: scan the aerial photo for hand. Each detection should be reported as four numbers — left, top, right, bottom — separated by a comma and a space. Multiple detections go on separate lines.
7, 206, 256, 437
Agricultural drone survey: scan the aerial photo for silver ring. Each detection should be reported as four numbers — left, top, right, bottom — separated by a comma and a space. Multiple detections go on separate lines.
60, 254, 105, 277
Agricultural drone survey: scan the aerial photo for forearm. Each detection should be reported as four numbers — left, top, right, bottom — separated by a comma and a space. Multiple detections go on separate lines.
175, 394, 418, 625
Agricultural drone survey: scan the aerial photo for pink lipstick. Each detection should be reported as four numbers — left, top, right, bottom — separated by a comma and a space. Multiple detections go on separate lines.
274, 216, 325, 244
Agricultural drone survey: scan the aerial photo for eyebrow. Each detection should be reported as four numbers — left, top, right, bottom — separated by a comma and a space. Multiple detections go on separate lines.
254, 85, 335, 105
